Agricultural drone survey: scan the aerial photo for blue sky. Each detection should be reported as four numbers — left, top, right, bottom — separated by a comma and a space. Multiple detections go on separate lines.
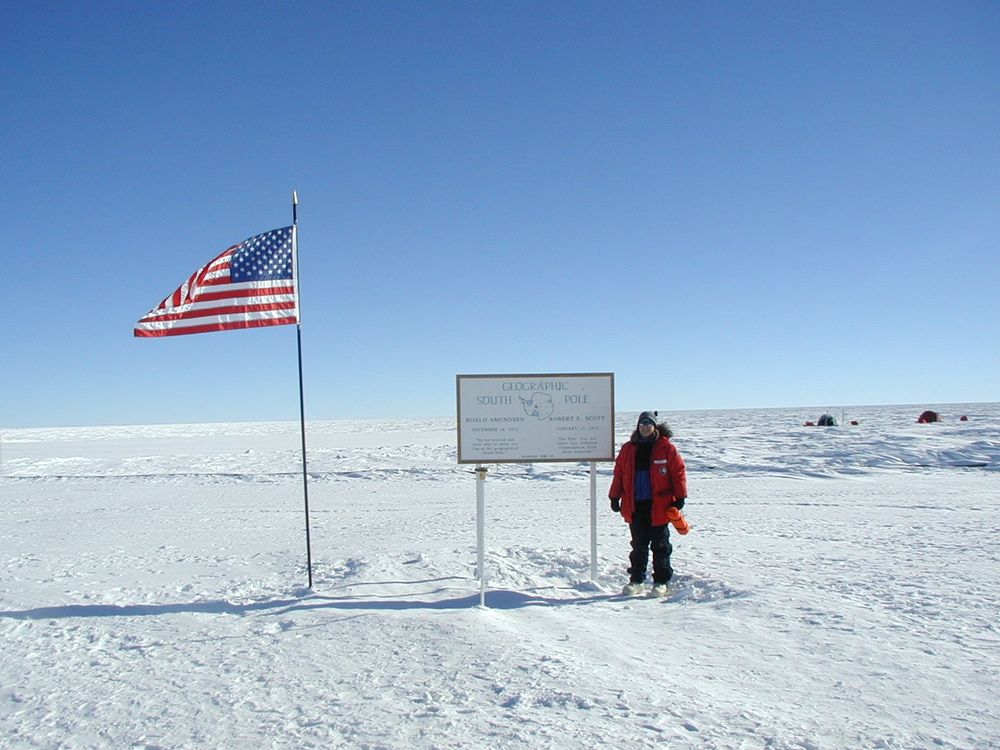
2, 1, 998, 427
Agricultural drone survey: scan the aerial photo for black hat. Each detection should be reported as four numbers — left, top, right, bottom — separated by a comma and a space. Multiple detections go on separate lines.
637, 411, 658, 427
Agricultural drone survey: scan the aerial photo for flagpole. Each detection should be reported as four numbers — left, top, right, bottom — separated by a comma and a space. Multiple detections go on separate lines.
292, 190, 313, 589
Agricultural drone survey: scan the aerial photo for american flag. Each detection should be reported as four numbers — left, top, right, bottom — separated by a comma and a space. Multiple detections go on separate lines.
134, 226, 299, 337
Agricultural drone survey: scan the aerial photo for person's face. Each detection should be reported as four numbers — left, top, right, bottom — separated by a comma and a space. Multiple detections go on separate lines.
638, 420, 655, 437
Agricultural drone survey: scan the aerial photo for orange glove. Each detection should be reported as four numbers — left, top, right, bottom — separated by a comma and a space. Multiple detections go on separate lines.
665, 507, 690, 535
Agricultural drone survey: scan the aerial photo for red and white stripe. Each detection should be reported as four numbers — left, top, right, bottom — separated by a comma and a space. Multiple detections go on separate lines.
134, 238, 299, 338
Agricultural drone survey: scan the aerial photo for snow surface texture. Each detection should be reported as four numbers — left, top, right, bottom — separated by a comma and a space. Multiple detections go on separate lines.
1, 403, 998, 749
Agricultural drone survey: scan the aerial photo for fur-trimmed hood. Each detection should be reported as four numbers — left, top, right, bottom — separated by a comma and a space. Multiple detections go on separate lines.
629, 422, 673, 443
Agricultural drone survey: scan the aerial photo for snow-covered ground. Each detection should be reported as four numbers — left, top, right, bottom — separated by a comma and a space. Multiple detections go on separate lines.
1, 403, 998, 749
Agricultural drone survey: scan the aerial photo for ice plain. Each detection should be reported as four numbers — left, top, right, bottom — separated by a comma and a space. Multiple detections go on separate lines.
1, 402, 998, 749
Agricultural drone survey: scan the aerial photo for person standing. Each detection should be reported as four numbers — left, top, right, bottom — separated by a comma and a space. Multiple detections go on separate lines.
609, 411, 688, 596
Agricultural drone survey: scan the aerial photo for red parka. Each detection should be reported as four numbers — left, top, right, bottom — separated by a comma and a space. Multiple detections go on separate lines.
609, 428, 688, 526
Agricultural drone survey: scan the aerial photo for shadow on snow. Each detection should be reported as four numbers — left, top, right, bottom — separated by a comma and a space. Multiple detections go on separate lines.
0, 572, 751, 620
0, 585, 638, 620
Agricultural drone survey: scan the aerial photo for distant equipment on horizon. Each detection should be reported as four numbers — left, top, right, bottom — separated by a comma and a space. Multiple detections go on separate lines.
804, 413, 839, 427
801, 409, 971, 427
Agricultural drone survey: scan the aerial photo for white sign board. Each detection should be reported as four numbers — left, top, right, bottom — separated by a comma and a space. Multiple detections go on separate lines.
456, 373, 615, 464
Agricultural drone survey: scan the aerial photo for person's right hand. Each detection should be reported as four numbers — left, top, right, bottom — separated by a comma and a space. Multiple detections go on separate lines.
610, 497, 621, 513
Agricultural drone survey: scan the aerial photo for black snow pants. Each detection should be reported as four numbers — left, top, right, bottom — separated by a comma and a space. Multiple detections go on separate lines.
628, 500, 673, 584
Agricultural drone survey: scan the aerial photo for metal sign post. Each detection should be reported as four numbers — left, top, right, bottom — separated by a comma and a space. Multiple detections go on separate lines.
475, 465, 488, 607
589, 461, 598, 581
